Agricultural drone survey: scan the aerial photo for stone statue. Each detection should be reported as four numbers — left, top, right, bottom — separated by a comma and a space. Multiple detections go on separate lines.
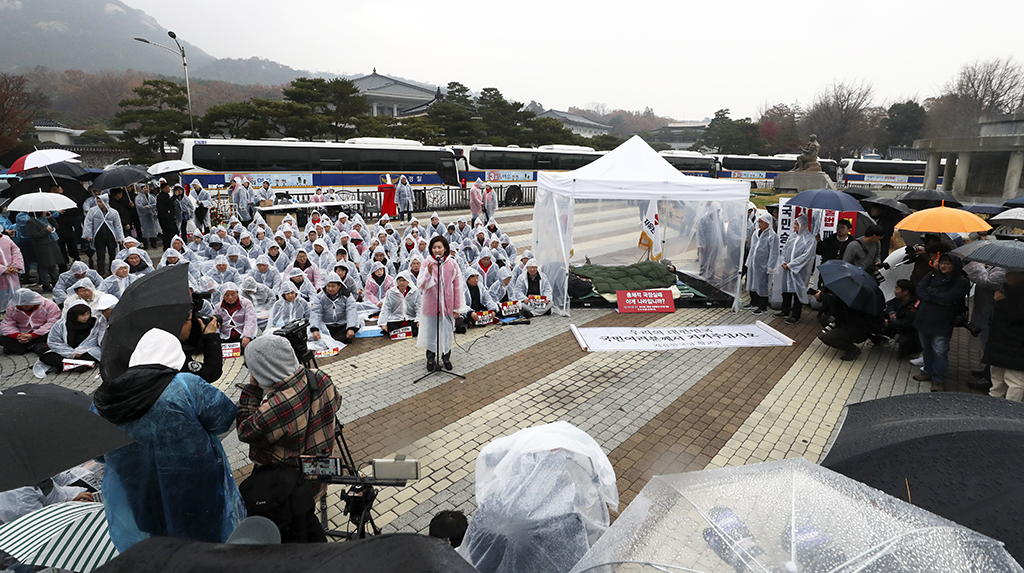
792, 134, 821, 172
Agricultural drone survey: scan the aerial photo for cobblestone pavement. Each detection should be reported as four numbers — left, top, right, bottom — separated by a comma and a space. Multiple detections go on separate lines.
0, 205, 991, 540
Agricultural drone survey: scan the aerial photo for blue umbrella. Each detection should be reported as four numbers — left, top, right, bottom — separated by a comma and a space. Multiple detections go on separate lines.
786, 188, 866, 213
818, 259, 885, 315
1003, 196, 1024, 209
962, 203, 1007, 215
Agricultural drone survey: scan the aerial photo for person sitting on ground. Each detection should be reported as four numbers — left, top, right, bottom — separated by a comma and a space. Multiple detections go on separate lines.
41, 301, 102, 371
122, 247, 152, 277
63, 277, 102, 314
813, 287, 883, 361
285, 267, 318, 301
310, 272, 359, 344
94, 293, 117, 346
489, 267, 518, 316
53, 261, 102, 307
214, 282, 257, 349
0, 288, 60, 356
513, 259, 553, 317
269, 281, 311, 329
208, 255, 242, 286
883, 279, 922, 359
332, 262, 362, 300
116, 237, 154, 268
842, 224, 886, 278
240, 276, 276, 330
250, 254, 282, 291
236, 334, 341, 543
456, 267, 499, 334
0, 470, 94, 526
99, 259, 139, 299
429, 510, 468, 548
472, 251, 501, 288
984, 271, 1024, 402
362, 261, 395, 310
227, 245, 253, 276
379, 270, 421, 337
287, 248, 324, 290
912, 253, 971, 388
92, 328, 244, 551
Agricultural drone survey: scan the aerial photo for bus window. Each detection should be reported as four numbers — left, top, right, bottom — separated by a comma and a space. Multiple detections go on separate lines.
315, 147, 359, 170
473, 151, 499, 169
536, 154, 558, 170
222, 145, 259, 172
404, 150, 438, 172
192, 144, 222, 171
438, 155, 459, 186
503, 151, 534, 170
360, 150, 401, 171
260, 147, 312, 171
560, 154, 589, 170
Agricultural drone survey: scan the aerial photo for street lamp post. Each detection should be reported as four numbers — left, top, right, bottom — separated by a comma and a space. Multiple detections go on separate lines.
133, 31, 195, 135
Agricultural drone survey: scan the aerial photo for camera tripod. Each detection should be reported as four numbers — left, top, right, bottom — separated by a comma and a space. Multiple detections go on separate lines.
309, 420, 410, 540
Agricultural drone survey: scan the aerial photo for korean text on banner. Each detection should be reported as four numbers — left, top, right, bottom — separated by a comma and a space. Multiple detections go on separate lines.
638, 200, 662, 261
616, 290, 675, 313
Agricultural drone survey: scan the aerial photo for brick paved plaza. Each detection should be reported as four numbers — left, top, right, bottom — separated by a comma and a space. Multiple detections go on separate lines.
0, 205, 988, 538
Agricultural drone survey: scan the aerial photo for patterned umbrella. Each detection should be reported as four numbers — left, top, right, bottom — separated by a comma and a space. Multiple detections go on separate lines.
0, 501, 117, 572
6, 150, 80, 175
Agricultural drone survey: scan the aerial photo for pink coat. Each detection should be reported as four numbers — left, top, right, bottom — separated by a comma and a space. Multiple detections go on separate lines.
469, 182, 483, 215
0, 235, 24, 303
2, 298, 60, 337
215, 297, 258, 339
363, 273, 396, 306
417, 256, 465, 318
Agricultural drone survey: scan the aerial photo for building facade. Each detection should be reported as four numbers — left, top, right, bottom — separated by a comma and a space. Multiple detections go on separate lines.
350, 69, 439, 117
915, 112, 1024, 200
538, 110, 612, 138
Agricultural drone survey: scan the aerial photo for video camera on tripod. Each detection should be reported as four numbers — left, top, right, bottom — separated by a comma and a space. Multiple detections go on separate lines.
274, 318, 315, 368
299, 418, 421, 540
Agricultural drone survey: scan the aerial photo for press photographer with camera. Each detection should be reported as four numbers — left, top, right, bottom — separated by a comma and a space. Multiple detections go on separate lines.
236, 334, 341, 543
178, 307, 222, 383
842, 225, 888, 282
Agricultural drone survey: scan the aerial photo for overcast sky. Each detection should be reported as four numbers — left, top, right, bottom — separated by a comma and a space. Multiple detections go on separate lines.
123, 0, 1023, 121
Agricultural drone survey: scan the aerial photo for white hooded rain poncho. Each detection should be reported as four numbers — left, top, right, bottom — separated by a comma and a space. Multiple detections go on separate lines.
746, 211, 779, 299
779, 214, 817, 304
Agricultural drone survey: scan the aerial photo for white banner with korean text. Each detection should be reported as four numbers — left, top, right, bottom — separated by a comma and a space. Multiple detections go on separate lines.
570, 321, 794, 352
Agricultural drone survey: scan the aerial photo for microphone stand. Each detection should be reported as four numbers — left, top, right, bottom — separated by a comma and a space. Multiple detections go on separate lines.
413, 253, 465, 384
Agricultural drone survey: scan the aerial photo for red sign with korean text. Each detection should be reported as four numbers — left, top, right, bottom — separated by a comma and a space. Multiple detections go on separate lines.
616, 290, 676, 313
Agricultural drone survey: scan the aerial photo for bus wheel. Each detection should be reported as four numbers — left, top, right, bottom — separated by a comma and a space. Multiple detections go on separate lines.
505, 185, 523, 206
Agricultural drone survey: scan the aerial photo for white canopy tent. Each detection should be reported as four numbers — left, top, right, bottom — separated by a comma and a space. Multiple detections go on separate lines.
531, 136, 751, 315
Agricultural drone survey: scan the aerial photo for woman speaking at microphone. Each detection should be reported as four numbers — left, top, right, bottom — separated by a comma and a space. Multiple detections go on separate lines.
417, 236, 466, 372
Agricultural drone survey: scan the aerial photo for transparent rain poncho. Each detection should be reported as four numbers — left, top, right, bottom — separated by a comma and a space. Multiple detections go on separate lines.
458, 421, 619, 573
570, 458, 1022, 573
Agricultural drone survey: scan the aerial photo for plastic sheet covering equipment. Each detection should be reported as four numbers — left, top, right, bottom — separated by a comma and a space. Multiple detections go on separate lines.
533, 136, 750, 316
570, 457, 1022, 573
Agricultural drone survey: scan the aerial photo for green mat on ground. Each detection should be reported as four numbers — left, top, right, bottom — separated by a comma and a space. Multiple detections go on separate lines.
572, 261, 678, 294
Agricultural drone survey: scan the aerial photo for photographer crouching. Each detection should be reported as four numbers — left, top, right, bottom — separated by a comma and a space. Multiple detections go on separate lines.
235, 334, 341, 543
178, 294, 223, 384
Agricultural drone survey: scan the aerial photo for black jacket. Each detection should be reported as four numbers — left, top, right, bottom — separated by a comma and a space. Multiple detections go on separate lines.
983, 282, 1024, 371
816, 234, 853, 263
913, 259, 970, 336
156, 191, 176, 230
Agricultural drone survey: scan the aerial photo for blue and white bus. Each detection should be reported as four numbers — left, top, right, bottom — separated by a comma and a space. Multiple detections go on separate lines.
840, 158, 941, 189
715, 154, 840, 188
658, 150, 718, 177
180, 137, 461, 196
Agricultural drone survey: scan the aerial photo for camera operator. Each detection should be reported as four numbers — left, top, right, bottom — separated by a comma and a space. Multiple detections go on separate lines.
906, 233, 955, 285
842, 225, 888, 282
812, 287, 883, 361
178, 308, 222, 383
235, 334, 341, 543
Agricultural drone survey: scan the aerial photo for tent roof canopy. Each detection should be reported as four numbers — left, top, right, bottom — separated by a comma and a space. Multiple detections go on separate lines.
537, 135, 749, 201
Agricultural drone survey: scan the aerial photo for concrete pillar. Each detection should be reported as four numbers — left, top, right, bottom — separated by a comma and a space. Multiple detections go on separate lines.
942, 153, 957, 191
393, 104, 398, 116
1005, 151, 1024, 200
372, 103, 378, 116
953, 152, 971, 196
924, 152, 941, 189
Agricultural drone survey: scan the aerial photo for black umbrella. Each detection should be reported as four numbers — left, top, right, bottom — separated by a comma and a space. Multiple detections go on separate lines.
860, 196, 912, 217
951, 240, 1024, 271
2, 383, 93, 410
0, 395, 134, 491
20, 161, 89, 181
842, 185, 876, 200
817, 259, 885, 315
822, 393, 1024, 563
91, 165, 150, 191
2, 175, 89, 208
962, 203, 1007, 215
896, 188, 962, 210
100, 264, 192, 383
94, 533, 480, 573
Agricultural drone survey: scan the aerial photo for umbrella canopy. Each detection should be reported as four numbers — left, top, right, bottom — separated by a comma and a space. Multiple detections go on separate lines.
0, 395, 134, 491
148, 160, 195, 176
817, 260, 885, 315
93, 533, 479, 573
100, 264, 193, 383
951, 239, 1024, 271
20, 161, 89, 181
841, 186, 875, 200
90, 165, 150, 191
570, 458, 1022, 573
1, 383, 93, 410
860, 196, 912, 217
962, 203, 1008, 215
3, 175, 90, 207
0, 501, 117, 573
821, 393, 1024, 564
7, 190, 78, 212
1003, 196, 1024, 209
894, 205, 991, 234
6, 149, 80, 175
786, 188, 866, 213
989, 207, 1024, 228
896, 188, 962, 210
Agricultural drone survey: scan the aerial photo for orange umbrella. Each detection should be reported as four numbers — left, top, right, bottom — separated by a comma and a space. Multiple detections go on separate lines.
894, 205, 992, 234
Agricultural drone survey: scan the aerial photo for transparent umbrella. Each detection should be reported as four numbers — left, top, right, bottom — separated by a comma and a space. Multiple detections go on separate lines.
570, 458, 1022, 573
